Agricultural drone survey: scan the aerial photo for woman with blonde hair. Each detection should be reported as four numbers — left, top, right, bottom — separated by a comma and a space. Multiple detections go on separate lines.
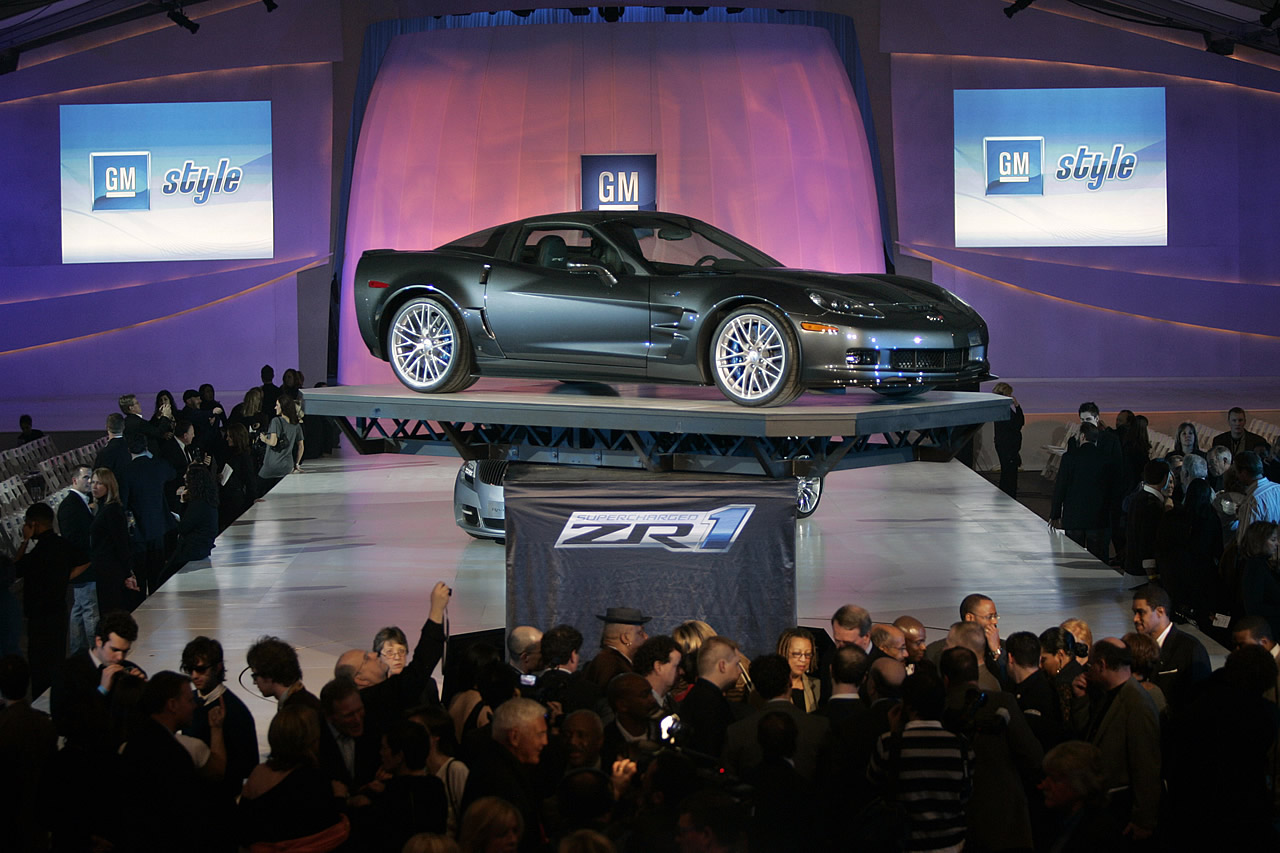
671, 620, 751, 702
776, 627, 819, 711
458, 796, 522, 853
89, 467, 133, 613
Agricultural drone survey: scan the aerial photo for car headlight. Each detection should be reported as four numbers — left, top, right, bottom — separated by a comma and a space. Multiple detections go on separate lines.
462, 460, 477, 486
807, 290, 884, 319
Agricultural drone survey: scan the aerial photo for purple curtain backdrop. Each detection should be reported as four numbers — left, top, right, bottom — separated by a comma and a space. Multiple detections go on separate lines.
0, 1, 338, 405
883, 0, 1280, 379
338, 22, 885, 385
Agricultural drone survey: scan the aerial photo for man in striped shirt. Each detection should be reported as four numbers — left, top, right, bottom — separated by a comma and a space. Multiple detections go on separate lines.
868, 667, 974, 853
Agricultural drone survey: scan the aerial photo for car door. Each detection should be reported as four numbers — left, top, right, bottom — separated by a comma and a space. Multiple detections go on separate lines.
482, 225, 650, 369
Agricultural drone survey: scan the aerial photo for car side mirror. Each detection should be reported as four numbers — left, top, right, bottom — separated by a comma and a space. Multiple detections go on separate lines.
566, 261, 618, 287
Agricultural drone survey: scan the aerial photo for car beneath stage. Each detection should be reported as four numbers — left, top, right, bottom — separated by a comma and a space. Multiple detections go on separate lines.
354, 211, 992, 407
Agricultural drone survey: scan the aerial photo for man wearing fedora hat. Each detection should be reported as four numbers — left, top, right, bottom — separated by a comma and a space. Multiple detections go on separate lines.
582, 606, 651, 690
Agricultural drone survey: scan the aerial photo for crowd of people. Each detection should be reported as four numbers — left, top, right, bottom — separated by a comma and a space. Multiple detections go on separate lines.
1049, 404, 1280, 640
1, 579, 1278, 853
3, 396, 1279, 852
4, 365, 339, 696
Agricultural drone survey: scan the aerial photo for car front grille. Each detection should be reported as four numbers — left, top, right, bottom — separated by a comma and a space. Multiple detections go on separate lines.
475, 459, 509, 486
889, 348, 966, 370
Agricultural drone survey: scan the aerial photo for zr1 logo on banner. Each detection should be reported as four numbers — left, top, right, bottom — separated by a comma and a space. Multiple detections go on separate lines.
554, 505, 755, 553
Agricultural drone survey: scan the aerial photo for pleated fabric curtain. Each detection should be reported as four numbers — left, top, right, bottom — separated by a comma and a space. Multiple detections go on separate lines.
339, 22, 883, 385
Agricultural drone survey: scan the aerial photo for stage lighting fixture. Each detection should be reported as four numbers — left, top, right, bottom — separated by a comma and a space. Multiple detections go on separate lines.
1262, 2, 1280, 28
1003, 0, 1036, 18
167, 6, 200, 33
0, 48, 18, 76
598, 6, 624, 22
1204, 33, 1234, 55
262, 0, 278, 11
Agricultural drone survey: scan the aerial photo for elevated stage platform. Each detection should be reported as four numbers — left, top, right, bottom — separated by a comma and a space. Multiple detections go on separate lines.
303, 380, 1012, 478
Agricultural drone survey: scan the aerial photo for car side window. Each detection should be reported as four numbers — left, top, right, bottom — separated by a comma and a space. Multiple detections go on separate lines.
519, 228, 593, 270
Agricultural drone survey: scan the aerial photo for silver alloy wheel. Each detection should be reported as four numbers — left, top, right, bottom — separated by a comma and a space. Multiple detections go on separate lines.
796, 475, 823, 518
390, 300, 458, 390
713, 312, 788, 402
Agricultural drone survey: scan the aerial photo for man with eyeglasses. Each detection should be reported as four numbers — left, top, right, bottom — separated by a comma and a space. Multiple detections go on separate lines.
181, 635, 259, 800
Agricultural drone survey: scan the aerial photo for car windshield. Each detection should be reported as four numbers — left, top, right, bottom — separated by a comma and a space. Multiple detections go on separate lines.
598, 217, 780, 274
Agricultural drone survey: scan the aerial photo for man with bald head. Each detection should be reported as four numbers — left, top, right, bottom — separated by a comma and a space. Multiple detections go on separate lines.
507, 625, 543, 681
1072, 638, 1161, 840
869, 624, 908, 663
942, 622, 1001, 693
893, 616, 927, 667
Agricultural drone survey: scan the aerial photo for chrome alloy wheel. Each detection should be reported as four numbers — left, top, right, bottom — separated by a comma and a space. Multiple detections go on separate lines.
714, 312, 788, 402
390, 300, 458, 391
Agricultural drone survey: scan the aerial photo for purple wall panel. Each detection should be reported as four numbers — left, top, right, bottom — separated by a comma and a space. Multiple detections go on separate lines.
884, 0, 1280, 379
0, 2, 337, 410
338, 22, 884, 385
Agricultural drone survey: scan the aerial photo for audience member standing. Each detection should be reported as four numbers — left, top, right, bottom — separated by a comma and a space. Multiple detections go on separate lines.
1236, 521, 1280, 630
161, 463, 219, 583
118, 392, 164, 453
678, 636, 741, 758
461, 697, 550, 853
93, 412, 130, 475
119, 434, 176, 596
57, 465, 97, 651
1234, 451, 1280, 544
258, 397, 304, 490
1124, 460, 1171, 580
1212, 406, 1267, 457
88, 467, 134, 614
1051, 422, 1115, 563
991, 382, 1025, 499
1131, 584, 1210, 711
15, 503, 89, 696
0, 655, 58, 851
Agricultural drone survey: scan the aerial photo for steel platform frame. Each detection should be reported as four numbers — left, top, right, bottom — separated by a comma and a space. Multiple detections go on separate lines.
303, 382, 1011, 481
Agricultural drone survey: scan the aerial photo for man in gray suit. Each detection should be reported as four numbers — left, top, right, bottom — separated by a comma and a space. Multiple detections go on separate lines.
721, 653, 828, 780
1073, 638, 1161, 841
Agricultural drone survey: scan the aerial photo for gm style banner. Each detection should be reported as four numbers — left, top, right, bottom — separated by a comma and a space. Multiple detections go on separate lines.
504, 465, 796, 659
60, 101, 274, 263
954, 88, 1167, 247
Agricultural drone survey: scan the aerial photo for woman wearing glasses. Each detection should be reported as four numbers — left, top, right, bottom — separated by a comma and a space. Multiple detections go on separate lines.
776, 627, 819, 712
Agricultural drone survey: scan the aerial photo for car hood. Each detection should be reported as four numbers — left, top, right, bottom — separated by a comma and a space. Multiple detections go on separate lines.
724, 268, 972, 316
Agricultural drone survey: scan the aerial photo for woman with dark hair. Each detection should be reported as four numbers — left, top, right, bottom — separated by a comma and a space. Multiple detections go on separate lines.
446, 643, 502, 739
373, 626, 410, 675
409, 705, 471, 838
151, 390, 176, 425
1122, 632, 1168, 716
1168, 422, 1206, 462
1119, 415, 1151, 495
776, 627, 819, 712
1039, 626, 1088, 729
160, 465, 218, 583
219, 423, 258, 528
257, 397, 304, 490
238, 705, 349, 849
1237, 521, 1280, 630
89, 467, 134, 613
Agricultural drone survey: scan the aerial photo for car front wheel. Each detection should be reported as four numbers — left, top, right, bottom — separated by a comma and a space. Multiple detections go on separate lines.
387, 297, 474, 393
710, 305, 803, 407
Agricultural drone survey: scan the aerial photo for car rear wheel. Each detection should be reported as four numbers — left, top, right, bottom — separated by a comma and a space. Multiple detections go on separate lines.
711, 305, 803, 407
387, 297, 474, 393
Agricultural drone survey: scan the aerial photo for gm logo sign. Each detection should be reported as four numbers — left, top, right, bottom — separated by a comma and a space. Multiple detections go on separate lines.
983, 136, 1044, 195
581, 154, 657, 211
554, 504, 754, 553
91, 151, 151, 211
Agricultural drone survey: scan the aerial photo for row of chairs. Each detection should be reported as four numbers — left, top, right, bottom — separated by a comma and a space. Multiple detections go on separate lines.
0, 435, 107, 554
0, 435, 57, 481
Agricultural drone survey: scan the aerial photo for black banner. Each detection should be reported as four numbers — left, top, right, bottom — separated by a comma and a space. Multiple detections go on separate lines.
504, 465, 796, 658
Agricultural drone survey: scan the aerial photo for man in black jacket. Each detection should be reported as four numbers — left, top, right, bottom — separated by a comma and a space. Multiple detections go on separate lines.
181, 636, 259, 799
1124, 461, 1171, 580
460, 697, 549, 853
15, 503, 89, 695
57, 466, 97, 652
1051, 422, 1116, 563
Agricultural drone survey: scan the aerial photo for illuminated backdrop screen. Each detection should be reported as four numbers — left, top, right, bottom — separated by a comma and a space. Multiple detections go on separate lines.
953, 88, 1166, 247
60, 101, 274, 263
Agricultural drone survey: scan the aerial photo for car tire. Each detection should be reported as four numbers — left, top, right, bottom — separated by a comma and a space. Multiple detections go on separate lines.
796, 475, 823, 518
387, 297, 474, 393
872, 384, 933, 400
710, 305, 803, 407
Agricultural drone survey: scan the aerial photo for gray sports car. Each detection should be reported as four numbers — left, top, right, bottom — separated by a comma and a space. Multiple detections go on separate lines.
355, 211, 991, 406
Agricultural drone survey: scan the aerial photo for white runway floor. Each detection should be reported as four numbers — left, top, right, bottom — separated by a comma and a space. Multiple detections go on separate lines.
114, 446, 1218, 753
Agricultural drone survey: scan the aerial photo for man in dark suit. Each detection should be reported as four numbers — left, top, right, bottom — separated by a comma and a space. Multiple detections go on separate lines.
317, 676, 382, 791
1212, 406, 1268, 457
632, 634, 682, 717
15, 503, 90, 696
58, 465, 99, 652
461, 697, 549, 853
677, 635, 741, 758
1006, 631, 1065, 750
814, 645, 876, 830
1124, 460, 1171, 579
722, 654, 829, 780
118, 435, 176, 596
536, 623, 601, 716
1075, 639, 1161, 840
1051, 422, 1116, 563
181, 636, 259, 799
120, 671, 214, 851
158, 419, 195, 511
0, 654, 58, 849
93, 412, 130, 476
1132, 583, 1211, 710
118, 392, 164, 453
50, 610, 139, 741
